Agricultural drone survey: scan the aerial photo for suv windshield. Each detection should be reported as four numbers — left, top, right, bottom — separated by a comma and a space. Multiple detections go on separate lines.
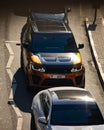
51, 103, 104, 125
30, 33, 78, 53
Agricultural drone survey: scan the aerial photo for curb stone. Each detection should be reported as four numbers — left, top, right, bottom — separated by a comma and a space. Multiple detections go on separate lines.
85, 19, 104, 90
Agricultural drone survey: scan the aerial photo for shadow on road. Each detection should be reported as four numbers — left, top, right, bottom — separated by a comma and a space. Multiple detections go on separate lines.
13, 68, 38, 113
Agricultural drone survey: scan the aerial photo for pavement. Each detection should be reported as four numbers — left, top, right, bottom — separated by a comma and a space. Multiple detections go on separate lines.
85, 17, 104, 90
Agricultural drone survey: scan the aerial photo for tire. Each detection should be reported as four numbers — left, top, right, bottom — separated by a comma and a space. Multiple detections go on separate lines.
31, 113, 36, 130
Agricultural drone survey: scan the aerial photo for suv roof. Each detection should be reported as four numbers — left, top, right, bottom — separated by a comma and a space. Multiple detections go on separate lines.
28, 12, 71, 32
31, 13, 66, 21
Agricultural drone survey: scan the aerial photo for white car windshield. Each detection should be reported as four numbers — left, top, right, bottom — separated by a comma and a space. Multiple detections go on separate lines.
51, 103, 104, 125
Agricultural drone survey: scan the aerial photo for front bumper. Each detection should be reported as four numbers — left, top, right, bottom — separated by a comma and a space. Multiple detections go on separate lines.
27, 66, 85, 88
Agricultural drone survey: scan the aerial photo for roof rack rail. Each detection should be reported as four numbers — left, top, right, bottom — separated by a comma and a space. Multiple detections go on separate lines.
27, 7, 71, 24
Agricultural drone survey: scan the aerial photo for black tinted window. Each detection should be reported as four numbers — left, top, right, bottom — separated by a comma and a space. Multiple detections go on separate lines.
30, 33, 77, 53
51, 103, 104, 125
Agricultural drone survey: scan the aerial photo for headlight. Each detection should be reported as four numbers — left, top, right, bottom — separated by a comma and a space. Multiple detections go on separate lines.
30, 54, 45, 72
31, 62, 45, 72
31, 55, 41, 65
72, 53, 82, 64
71, 65, 82, 72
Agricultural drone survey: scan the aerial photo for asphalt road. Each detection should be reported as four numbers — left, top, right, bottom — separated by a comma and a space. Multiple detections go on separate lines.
0, 11, 15, 130
0, 1, 104, 130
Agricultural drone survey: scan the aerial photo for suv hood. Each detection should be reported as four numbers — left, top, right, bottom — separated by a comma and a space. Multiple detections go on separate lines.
35, 53, 81, 65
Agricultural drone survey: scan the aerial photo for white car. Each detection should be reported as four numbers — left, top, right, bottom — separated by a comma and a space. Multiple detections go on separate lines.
31, 87, 104, 130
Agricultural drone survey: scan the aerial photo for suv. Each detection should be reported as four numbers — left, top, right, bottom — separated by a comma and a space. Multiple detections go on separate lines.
20, 12, 85, 88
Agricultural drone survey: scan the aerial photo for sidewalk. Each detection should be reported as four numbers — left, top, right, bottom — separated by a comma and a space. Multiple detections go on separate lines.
85, 18, 104, 89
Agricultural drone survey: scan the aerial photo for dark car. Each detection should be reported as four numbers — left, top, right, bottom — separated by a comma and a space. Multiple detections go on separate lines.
20, 12, 85, 89
31, 87, 104, 130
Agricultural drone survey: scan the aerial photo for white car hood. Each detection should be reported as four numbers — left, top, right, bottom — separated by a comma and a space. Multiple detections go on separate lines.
51, 125, 104, 130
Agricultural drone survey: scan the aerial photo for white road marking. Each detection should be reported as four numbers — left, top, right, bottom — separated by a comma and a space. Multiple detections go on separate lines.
6, 55, 14, 69
5, 40, 20, 43
6, 69, 14, 81
5, 43, 14, 55
12, 104, 23, 130
9, 82, 17, 100
16, 118, 23, 130
5, 42, 23, 130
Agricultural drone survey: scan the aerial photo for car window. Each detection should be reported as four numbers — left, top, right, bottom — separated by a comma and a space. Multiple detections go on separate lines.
51, 103, 104, 125
40, 93, 50, 119
30, 33, 78, 53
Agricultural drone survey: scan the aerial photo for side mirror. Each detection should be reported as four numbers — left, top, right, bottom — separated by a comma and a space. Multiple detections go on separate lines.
16, 43, 21, 46
22, 42, 29, 48
38, 117, 47, 125
78, 43, 84, 49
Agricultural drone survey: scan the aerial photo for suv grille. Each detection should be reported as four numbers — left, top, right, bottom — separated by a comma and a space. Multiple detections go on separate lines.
44, 65, 72, 73
42, 79, 73, 86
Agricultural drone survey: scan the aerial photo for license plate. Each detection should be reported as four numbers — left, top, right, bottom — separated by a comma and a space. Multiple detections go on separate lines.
50, 75, 65, 79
